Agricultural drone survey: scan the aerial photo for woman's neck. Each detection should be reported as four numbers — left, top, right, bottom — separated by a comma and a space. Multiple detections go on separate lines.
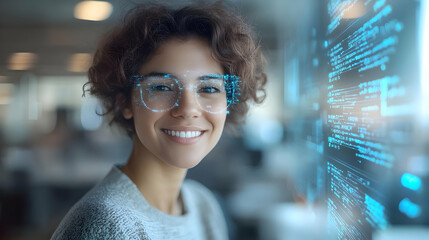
121, 136, 187, 216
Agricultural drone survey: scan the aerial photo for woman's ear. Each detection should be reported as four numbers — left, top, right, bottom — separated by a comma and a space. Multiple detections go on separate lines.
122, 108, 133, 120
116, 94, 133, 119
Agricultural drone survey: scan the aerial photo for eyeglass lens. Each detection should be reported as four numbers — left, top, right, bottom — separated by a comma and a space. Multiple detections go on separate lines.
136, 75, 230, 113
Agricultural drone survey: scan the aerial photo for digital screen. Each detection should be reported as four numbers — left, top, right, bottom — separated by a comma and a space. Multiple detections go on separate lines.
284, 0, 428, 239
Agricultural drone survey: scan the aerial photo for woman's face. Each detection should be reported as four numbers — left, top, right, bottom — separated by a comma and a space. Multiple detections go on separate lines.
124, 37, 227, 169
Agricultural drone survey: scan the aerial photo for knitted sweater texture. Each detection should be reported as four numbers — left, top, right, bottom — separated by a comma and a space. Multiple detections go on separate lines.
51, 165, 228, 240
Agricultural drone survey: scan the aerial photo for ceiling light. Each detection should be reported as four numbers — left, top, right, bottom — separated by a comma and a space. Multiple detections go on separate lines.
74, 1, 113, 21
8, 52, 37, 71
68, 53, 92, 72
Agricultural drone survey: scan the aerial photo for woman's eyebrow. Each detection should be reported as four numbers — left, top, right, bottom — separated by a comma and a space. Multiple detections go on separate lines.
198, 74, 224, 80
145, 71, 178, 79
144, 72, 224, 81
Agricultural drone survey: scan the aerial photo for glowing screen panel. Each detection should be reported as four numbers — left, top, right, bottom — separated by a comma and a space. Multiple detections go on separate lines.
324, 0, 425, 238
283, 0, 428, 239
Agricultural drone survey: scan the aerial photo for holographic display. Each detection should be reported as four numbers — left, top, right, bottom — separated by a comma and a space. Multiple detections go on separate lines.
283, 0, 428, 239
324, 0, 424, 238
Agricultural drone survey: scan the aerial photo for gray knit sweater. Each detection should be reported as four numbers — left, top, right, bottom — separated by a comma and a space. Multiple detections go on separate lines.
51, 165, 228, 240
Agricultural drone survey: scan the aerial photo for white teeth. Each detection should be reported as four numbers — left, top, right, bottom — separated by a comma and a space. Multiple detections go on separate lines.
163, 130, 203, 138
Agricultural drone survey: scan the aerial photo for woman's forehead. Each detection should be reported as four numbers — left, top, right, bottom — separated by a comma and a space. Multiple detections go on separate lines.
141, 71, 225, 82
139, 37, 224, 75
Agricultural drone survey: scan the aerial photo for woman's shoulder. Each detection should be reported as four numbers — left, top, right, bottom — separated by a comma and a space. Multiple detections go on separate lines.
51, 195, 149, 239
52, 185, 152, 239
51, 167, 150, 239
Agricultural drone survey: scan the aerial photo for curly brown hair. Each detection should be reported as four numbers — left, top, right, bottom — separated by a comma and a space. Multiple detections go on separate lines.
85, 1, 267, 137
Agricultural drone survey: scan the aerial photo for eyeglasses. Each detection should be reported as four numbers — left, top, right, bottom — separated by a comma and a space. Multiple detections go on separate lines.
129, 72, 240, 114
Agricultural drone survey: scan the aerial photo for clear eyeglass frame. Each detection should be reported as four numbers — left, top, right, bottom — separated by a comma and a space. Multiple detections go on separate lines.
129, 72, 241, 114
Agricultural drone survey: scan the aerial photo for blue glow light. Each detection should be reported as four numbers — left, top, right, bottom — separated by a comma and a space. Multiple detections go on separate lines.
313, 58, 319, 67
399, 198, 421, 218
401, 173, 422, 191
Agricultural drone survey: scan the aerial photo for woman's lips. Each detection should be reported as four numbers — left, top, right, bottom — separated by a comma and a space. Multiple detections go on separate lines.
161, 129, 206, 144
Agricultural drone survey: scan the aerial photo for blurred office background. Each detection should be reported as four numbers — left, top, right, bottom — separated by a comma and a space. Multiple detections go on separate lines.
0, 0, 428, 240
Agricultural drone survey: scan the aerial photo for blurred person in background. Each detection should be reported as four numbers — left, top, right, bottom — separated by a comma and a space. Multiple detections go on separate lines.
51, 1, 266, 239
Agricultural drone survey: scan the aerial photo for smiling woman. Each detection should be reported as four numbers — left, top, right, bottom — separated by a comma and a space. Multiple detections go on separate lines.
51, 1, 266, 240
123, 38, 229, 170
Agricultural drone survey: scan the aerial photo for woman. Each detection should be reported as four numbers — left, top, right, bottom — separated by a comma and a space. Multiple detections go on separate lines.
52, 1, 266, 239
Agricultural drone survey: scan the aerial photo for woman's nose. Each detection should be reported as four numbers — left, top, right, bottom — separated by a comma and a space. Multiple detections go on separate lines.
170, 88, 202, 119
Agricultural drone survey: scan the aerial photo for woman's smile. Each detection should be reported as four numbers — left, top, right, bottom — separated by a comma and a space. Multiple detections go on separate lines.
161, 127, 207, 145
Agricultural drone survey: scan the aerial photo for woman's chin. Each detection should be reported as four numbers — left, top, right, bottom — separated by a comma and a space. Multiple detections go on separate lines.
164, 156, 203, 169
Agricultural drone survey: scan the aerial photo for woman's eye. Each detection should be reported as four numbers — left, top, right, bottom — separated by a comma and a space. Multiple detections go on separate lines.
149, 85, 171, 91
200, 86, 220, 93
